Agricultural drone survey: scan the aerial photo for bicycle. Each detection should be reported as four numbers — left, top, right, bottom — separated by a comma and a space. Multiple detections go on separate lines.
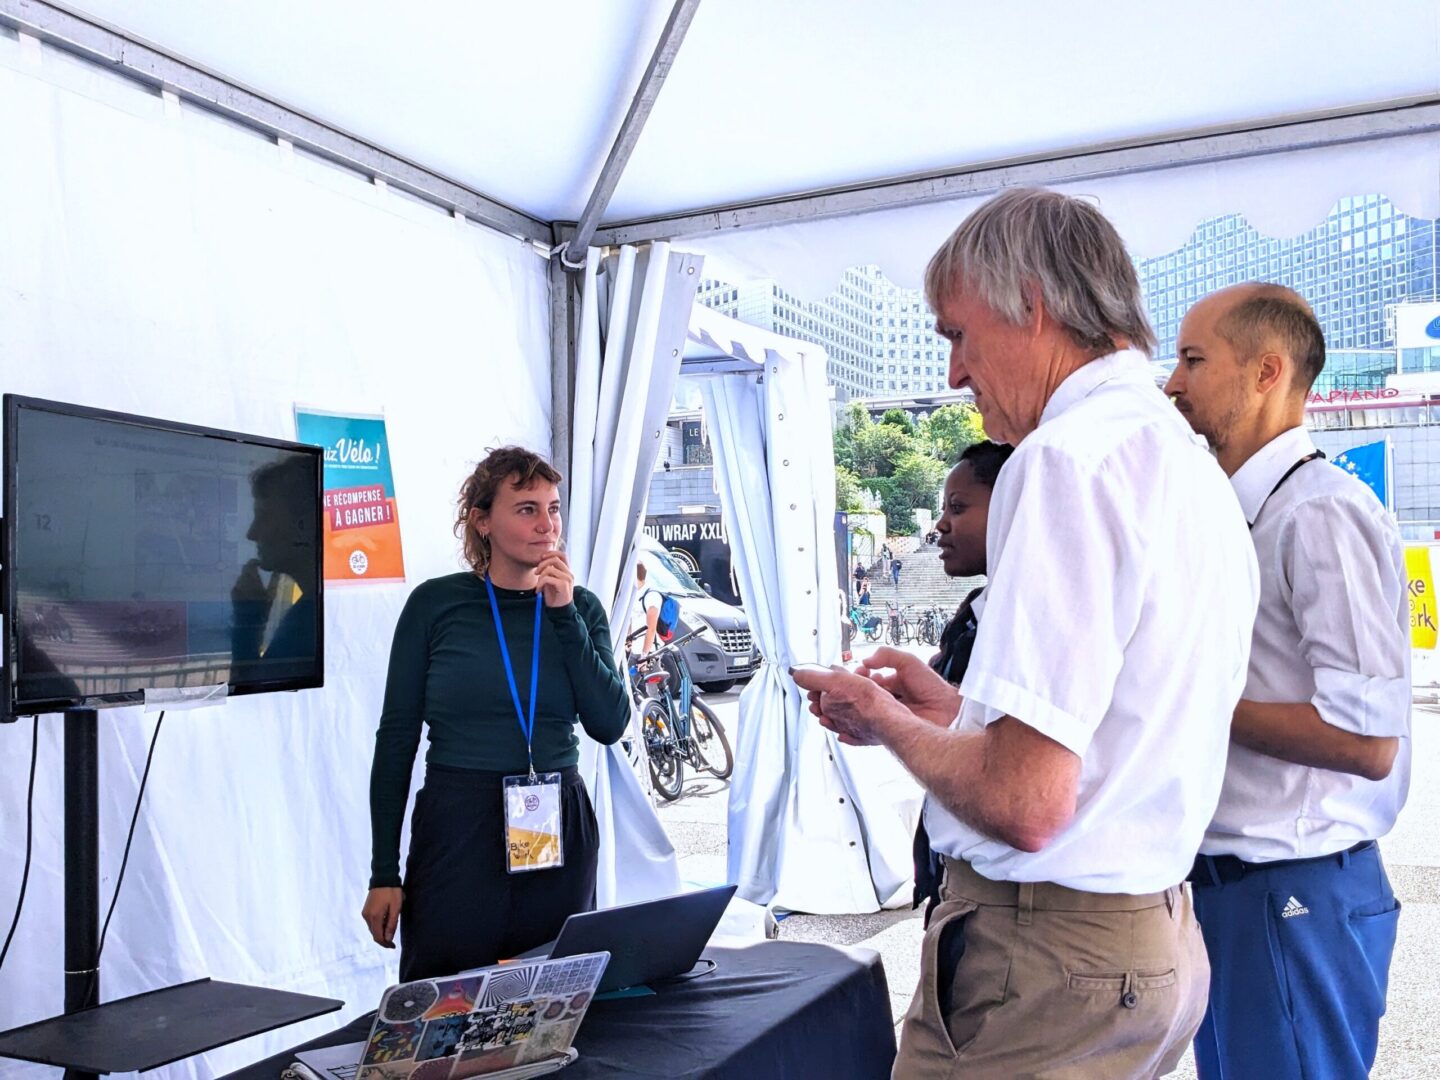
885, 602, 913, 646
626, 628, 735, 801
848, 605, 883, 643
915, 606, 943, 647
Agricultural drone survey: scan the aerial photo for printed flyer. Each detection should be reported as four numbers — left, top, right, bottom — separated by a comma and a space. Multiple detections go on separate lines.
294, 407, 406, 585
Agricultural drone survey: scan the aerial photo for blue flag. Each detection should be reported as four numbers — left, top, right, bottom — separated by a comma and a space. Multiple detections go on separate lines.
1333, 439, 1388, 507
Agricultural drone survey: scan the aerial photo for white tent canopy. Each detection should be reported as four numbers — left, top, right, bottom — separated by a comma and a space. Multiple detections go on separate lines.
42, 0, 1440, 227
1, 2, 1439, 1076
9, 0, 1437, 256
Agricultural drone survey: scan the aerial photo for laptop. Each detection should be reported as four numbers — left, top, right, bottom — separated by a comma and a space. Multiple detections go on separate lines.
527, 884, 738, 993
294, 951, 609, 1080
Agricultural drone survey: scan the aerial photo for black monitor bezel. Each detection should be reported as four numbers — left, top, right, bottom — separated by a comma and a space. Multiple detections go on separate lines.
3, 394, 325, 716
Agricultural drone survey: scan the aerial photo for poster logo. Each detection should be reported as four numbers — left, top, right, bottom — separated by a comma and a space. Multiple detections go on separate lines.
349, 550, 370, 576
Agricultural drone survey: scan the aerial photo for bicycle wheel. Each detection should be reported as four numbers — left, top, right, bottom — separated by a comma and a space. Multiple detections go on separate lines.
863, 621, 882, 642
689, 699, 734, 780
642, 700, 685, 801
918, 613, 936, 646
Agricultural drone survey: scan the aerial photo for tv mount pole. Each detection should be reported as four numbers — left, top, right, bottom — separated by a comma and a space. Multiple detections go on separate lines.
63, 708, 100, 1080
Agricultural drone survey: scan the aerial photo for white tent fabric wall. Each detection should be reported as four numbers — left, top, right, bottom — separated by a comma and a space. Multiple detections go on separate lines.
0, 35, 552, 1079
687, 131, 1440, 301
566, 242, 702, 906
699, 342, 913, 913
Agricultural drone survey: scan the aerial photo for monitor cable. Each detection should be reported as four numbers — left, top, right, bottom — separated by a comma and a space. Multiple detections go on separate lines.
85, 709, 165, 1004
0, 715, 39, 976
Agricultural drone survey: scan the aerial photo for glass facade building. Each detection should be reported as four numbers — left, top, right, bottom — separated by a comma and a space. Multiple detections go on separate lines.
695, 267, 950, 402
1312, 350, 1397, 394
1139, 195, 1439, 361
698, 196, 1440, 403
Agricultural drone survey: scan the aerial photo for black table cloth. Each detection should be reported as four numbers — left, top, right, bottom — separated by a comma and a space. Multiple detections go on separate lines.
222, 941, 897, 1080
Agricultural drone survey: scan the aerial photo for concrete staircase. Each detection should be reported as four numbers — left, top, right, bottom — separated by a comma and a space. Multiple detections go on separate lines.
858, 536, 984, 622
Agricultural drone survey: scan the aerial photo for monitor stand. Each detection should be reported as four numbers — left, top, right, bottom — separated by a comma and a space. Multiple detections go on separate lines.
0, 710, 341, 1077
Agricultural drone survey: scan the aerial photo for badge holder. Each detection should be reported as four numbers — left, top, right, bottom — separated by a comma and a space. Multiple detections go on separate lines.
503, 771, 565, 873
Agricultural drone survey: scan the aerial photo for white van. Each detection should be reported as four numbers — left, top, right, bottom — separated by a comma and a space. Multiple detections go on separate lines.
633, 533, 760, 693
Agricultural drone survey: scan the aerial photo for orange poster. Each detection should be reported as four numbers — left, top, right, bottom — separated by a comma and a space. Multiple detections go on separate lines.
294, 408, 406, 584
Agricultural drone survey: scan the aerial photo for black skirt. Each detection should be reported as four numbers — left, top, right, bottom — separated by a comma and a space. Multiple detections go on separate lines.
398, 763, 599, 982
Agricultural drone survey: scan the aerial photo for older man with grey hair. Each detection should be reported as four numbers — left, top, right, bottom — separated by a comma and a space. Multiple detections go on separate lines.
793, 188, 1260, 1078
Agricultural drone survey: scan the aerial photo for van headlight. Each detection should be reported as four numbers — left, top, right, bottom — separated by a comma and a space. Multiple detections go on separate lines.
691, 616, 720, 644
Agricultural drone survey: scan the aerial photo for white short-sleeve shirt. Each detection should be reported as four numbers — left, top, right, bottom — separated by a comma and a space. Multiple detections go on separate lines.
632, 588, 664, 638
1201, 425, 1411, 861
925, 352, 1260, 894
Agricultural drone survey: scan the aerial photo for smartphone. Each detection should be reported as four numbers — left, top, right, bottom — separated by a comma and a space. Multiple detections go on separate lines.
791, 663, 835, 676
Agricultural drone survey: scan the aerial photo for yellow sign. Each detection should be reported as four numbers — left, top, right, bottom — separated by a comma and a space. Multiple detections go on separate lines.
1405, 546, 1438, 650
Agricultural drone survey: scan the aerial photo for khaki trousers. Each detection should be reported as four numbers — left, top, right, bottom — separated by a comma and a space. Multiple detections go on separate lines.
893, 858, 1209, 1080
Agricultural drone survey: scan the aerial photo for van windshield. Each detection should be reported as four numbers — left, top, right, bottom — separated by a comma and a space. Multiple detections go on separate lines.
639, 549, 707, 598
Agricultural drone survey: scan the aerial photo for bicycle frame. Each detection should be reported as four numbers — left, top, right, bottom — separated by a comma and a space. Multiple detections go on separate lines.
628, 627, 703, 745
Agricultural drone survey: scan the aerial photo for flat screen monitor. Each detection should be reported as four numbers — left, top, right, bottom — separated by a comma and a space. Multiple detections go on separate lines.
3, 395, 324, 715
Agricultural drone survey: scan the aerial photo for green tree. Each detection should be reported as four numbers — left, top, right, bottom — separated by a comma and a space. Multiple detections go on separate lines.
879, 408, 916, 435
834, 465, 868, 512
831, 401, 869, 474
883, 452, 948, 529
850, 421, 915, 479
832, 400, 977, 533
919, 403, 986, 464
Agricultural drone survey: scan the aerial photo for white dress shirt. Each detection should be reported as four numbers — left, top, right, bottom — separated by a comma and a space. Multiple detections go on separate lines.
1201, 425, 1411, 862
925, 351, 1259, 894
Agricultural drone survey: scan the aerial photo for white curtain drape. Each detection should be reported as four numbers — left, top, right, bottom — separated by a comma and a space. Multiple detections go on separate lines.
0, 33, 552, 1079
566, 242, 703, 906
699, 341, 913, 913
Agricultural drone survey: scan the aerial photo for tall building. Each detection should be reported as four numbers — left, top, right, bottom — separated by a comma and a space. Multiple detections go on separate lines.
697, 195, 1440, 402
695, 266, 949, 402
1139, 195, 1439, 361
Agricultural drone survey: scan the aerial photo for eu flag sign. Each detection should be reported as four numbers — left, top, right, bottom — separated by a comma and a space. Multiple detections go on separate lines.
1333, 439, 1389, 508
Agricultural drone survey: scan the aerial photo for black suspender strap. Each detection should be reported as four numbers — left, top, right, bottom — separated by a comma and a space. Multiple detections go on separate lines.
1250, 450, 1326, 530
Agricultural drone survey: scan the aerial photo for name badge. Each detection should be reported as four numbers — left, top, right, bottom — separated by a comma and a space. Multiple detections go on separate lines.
503, 773, 564, 873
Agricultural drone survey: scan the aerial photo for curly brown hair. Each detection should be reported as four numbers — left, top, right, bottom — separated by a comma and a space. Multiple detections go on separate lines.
455, 446, 563, 574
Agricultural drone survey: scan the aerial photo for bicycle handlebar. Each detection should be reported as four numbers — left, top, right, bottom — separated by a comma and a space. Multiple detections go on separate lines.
628, 627, 704, 667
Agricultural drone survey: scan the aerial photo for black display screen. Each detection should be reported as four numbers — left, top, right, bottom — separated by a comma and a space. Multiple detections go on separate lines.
4, 396, 324, 714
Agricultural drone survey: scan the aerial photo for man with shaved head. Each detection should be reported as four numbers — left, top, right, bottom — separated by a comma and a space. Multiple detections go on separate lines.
1167, 284, 1410, 1078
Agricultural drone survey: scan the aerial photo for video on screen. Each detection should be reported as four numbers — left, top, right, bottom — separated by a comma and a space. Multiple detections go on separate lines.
10, 404, 322, 709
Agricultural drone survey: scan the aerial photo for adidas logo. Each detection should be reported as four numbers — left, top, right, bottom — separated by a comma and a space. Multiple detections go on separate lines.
1282, 896, 1310, 919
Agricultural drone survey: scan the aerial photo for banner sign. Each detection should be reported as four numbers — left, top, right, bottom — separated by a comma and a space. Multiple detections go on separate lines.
294, 408, 406, 584
1406, 546, 1438, 651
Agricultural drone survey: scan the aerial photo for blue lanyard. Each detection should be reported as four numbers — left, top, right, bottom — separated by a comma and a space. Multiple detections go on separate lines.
485, 576, 543, 780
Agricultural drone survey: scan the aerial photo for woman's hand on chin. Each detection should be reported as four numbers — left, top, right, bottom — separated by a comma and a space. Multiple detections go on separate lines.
536, 549, 575, 608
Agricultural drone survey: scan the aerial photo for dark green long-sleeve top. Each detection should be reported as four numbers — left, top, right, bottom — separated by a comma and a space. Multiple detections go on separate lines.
369, 573, 630, 888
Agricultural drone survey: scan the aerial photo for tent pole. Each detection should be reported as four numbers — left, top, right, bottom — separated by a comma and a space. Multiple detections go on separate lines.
549, 255, 577, 515
589, 97, 1440, 247
0, 0, 550, 243
566, 0, 702, 257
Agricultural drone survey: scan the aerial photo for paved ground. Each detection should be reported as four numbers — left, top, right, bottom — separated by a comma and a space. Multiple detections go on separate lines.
656, 647, 1440, 1078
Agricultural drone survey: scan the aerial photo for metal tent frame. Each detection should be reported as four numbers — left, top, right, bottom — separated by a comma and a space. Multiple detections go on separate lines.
5, 0, 1440, 476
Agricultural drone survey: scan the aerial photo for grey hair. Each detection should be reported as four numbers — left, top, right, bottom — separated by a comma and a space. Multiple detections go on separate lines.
924, 187, 1156, 357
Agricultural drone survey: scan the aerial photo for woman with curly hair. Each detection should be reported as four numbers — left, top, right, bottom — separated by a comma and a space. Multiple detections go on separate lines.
361, 446, 629, 980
